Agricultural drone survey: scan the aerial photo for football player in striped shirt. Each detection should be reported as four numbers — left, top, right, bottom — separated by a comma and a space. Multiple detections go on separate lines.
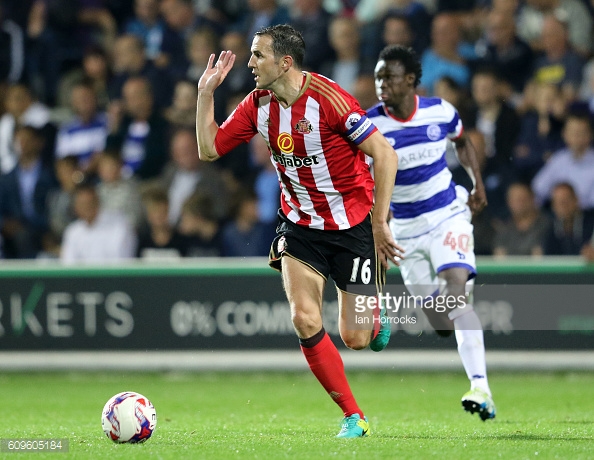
196, 24, 404, 437
368, 45, 496, 421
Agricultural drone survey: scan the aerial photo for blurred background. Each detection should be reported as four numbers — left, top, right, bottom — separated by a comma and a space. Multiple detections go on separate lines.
0, 0, 593, 368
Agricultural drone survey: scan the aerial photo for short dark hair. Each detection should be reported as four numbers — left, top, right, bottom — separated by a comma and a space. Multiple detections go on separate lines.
378, 45, 422, 88
255, 24, 305, 69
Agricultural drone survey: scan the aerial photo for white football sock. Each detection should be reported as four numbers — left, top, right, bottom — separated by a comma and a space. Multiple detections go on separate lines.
450, 307, 491, 396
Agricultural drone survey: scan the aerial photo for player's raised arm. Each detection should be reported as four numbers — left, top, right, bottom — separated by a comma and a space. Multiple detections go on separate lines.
196, 50, 236, 162
453, 133, 488, 215
358, 131, 405, 269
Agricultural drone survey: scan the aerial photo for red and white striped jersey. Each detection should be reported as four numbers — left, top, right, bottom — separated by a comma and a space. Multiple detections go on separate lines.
214, 72, 377, 230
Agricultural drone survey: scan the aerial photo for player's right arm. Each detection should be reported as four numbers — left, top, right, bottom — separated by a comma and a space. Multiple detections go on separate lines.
196, 51, 236, 162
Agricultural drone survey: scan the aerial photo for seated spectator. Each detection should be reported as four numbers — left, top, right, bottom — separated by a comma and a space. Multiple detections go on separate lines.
177, 192, 223, 257
124, 0, 166, 63
232, 0, 291, 43
0, 125, 56, 258
419, 13, 473, 95
156, 128, 229, 226
137, 185, 188, 258
218, 30, 255, 99
468, 67, 521, 219
516, 0, 592, 58
105, 76, 169, 181
221, 188, 270, 257
351, 74, 379, 111
0, 83, 55, 174
531, 13, 585, 103
289, 0, 334, 73
544, 182, 594, 255
60, 183, 137, 263
46, 156, 84, 256
532, 113, 594, 209
96, 149, 144, 229
245, 134, 280, 241
159, 0, 224, 80
319, 15, 371, 94
108, 34, 174, 110
57, 45, 111, 111
163, 80, 198, 130
382, 4, 431, 56
55, 80, 108, 172
513, 81, 566, 183
493, 182, 552, 256
472, 8, 534, 99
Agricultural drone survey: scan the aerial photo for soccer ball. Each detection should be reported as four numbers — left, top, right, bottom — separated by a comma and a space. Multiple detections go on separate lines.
101, 392, 157, 443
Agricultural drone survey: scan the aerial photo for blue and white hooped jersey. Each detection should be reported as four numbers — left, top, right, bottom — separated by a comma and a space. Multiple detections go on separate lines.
367, 95, 467, 238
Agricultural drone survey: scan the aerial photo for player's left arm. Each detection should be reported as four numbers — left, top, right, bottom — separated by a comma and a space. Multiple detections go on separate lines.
453, 133, 488, 215
359, 131, 405, 269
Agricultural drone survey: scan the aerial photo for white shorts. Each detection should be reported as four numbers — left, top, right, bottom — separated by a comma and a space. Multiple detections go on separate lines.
390, 211, 476, 298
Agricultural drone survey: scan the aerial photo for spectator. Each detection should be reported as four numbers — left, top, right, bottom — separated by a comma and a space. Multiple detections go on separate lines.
380, 12, 415, 51
513, 81, 566, 183
185, 27, 219, 83
290, 0, 334, 73
246, 134, 280, 240
0, 125, 56, 258
25, 0, 117, 105
219, 30, 256, 99
0, 83, 55, 174
472, 8, 534, 98
419, 13, 473, 95
57, 45, 111, 110
156, 128, 229, 226
124, 0, 166, 63
177, 192, 223, 257
544, 182, 594, 255
516, 0, 592, 57
493, 182, 552, 256
232, 0, 291, 43
163, 80, 198, 130
137, 185, 188, 258
434, 75, 474, 126
46, 155, 83, 256
383, 4, 432, 56
468, 67, 521, 219
0, 4, 25, 85
319, 16, 370, 94
96, 149, 144, 229
532, 113, 594, 209
531, 13, 585, 103
105, 76, 169, 181
159, 0, 224, 79
60, 182, 137, 263
221, 188, 270, 257
108, 34, 174, 109
351, 74, 379, 111
55, 80, 108, 172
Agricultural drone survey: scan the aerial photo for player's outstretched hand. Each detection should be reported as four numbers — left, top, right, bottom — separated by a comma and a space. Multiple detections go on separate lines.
373, 221, 405, 270
198, 50, 236, 94
467, 186, 487, 215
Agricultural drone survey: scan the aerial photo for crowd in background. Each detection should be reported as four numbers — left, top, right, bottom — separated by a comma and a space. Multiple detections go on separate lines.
0, 0, 593, 262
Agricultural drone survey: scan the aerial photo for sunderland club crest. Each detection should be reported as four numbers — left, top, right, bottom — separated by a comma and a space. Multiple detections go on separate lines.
294, 117, 313, 134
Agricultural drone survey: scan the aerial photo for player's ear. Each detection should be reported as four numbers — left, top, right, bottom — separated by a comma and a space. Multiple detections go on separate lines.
282, 55, 293, 70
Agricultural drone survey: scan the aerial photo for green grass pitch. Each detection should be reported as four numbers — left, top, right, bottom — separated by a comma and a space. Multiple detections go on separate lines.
1, 371, 593, 459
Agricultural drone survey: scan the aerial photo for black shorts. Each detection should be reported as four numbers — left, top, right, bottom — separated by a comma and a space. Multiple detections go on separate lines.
268, 211, 385, 295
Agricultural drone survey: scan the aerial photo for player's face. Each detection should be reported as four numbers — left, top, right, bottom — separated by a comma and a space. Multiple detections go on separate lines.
374, 59, 414, 109
248, 35, 284, 90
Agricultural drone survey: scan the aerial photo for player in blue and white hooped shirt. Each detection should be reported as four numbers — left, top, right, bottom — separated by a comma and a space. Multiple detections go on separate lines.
368, 45, 496, 421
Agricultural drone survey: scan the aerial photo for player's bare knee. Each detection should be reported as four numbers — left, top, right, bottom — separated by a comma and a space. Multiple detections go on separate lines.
341, 331, 368, 350
291, 308, 321, 336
